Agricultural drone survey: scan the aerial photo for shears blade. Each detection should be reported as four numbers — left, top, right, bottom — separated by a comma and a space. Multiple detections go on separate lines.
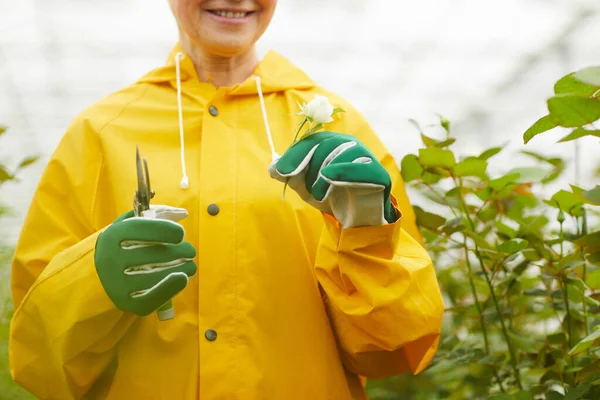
134, 146, 154, 216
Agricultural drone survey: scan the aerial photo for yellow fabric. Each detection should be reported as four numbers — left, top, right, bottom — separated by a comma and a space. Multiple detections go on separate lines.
9, 43, 444, 400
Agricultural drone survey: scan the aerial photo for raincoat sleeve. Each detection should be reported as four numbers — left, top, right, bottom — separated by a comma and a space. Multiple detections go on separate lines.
9, 114, 137, 400
314, 111, 445, 379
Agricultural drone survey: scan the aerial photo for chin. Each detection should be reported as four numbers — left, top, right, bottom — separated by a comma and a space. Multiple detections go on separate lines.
202, 37, 256, 58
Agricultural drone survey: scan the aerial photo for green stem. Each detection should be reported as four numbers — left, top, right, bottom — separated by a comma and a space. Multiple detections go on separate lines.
582, 279, 589, 339
558, 216, 575, 368
474, 198, 491, 219
464, 240, 505, 392
563, 277, 573, 356
479, 256, 522, 389
422, 183, 460, 219
456, 177, 523, 390
292, 117, 309, 144
464, 238, 490, 354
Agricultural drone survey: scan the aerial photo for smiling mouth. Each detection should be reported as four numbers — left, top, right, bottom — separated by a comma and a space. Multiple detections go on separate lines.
207, 10, 255, 19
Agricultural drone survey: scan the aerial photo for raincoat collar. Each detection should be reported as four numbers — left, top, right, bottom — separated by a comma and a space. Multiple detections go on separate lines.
137, 43, 316, 96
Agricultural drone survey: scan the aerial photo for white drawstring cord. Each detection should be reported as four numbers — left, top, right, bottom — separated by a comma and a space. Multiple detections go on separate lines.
175, 52, 189, 189
254, 76, 279, 162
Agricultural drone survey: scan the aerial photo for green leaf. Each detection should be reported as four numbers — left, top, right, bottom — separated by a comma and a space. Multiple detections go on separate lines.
413, 206, 446, 230
419, 133, 457, 148
513, 259, 530, 275
555, 71, 600, 96
18, 156, 39, 169
570, 184, 586, 195
547, 94, 600, 127
565, 277, 587, 293
546, 390, 566, 400
523, 249, 542, 261
489, 394, 533, 400
436, 138, 457, 148
453, 157, 488, 177
516, 392, 535, 400
421, 171, 442, 184
477, 207, 497, 222
400, 154, 423, 182
442, 217, 465, 235
465, 231, 493, 250
439, 114, 451, 133
575, 231, 600, 250
521, 150, 564, 167
574, 66, 600, 87
558, 128, 600, 143
523, 115, 558, 143
565, 383, 591, 400
299, 123, 324, 140
582, 186, 600, 206
488, 393, 514, 400
546, 190, 584, 216
332, 107, 345, 115
509, 331, 542, 352
496, 221, 518, 239
548, 333, 567, 345
478, 146, 503, 160
474, 187, 493, 202
420, 133, 438, 147
576, 363, 600, 383
568, 328, 600, 356
498, 238, 529, 254
562, 260, 587, 271
489, 172, 521, 191
0, 165, 13, 182
408, 118, 423, 133
520, 150, 566, 184
585, 295, 600, 307
586, 269, 600, 290
418, 148, 456, 169
577, 232, 600, 266
508, 167, 552, 183
0, 125, 6, 136
524, 288, 548, 297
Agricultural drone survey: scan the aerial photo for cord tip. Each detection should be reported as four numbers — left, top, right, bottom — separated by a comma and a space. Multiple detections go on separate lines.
180, 176, 189, 189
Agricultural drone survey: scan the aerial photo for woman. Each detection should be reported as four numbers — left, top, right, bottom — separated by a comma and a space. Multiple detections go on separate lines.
9, 1, 444, 399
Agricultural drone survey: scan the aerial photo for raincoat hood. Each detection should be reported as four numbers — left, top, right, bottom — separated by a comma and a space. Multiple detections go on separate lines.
139, 44, 317, 95
137, 44, 317, 190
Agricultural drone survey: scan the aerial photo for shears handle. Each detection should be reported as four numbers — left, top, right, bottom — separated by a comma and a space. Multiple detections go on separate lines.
140, 208, 176, 321
157, 301, 175, 320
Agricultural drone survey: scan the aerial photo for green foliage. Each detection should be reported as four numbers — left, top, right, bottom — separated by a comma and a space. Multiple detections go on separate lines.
369, 67, 600, 398
0, 126, 38, 399
523, 67, 600, 144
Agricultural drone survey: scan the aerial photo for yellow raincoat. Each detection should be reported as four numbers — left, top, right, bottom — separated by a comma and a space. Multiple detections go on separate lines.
9, 44, 444, 399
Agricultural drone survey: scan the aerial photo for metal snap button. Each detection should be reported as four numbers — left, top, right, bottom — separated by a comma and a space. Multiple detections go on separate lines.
205, 329, 217, 342
207, 204, 220, 216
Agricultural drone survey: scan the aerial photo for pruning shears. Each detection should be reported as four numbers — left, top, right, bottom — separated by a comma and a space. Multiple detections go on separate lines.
133, 146, 175, 321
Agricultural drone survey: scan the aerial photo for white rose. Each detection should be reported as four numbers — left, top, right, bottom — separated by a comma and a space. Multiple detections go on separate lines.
298, 95, 335, 124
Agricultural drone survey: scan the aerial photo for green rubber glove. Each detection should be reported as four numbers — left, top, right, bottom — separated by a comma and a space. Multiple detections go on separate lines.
269, 131, 399, 228
94, 206, 197, 317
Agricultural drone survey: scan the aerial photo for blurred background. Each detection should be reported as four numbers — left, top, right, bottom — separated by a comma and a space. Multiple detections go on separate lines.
1, 0, 600, 398
1, 0, 600, 242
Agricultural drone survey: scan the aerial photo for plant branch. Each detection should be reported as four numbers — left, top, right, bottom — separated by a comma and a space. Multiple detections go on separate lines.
464, 237, 490, 354
456, 177, 523, 390
422, 183, 460, 219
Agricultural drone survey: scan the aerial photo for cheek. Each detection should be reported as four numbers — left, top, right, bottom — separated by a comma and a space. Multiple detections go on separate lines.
257, 0, 277, 15
257, 0, 277, 26
172, 0, 200, 19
